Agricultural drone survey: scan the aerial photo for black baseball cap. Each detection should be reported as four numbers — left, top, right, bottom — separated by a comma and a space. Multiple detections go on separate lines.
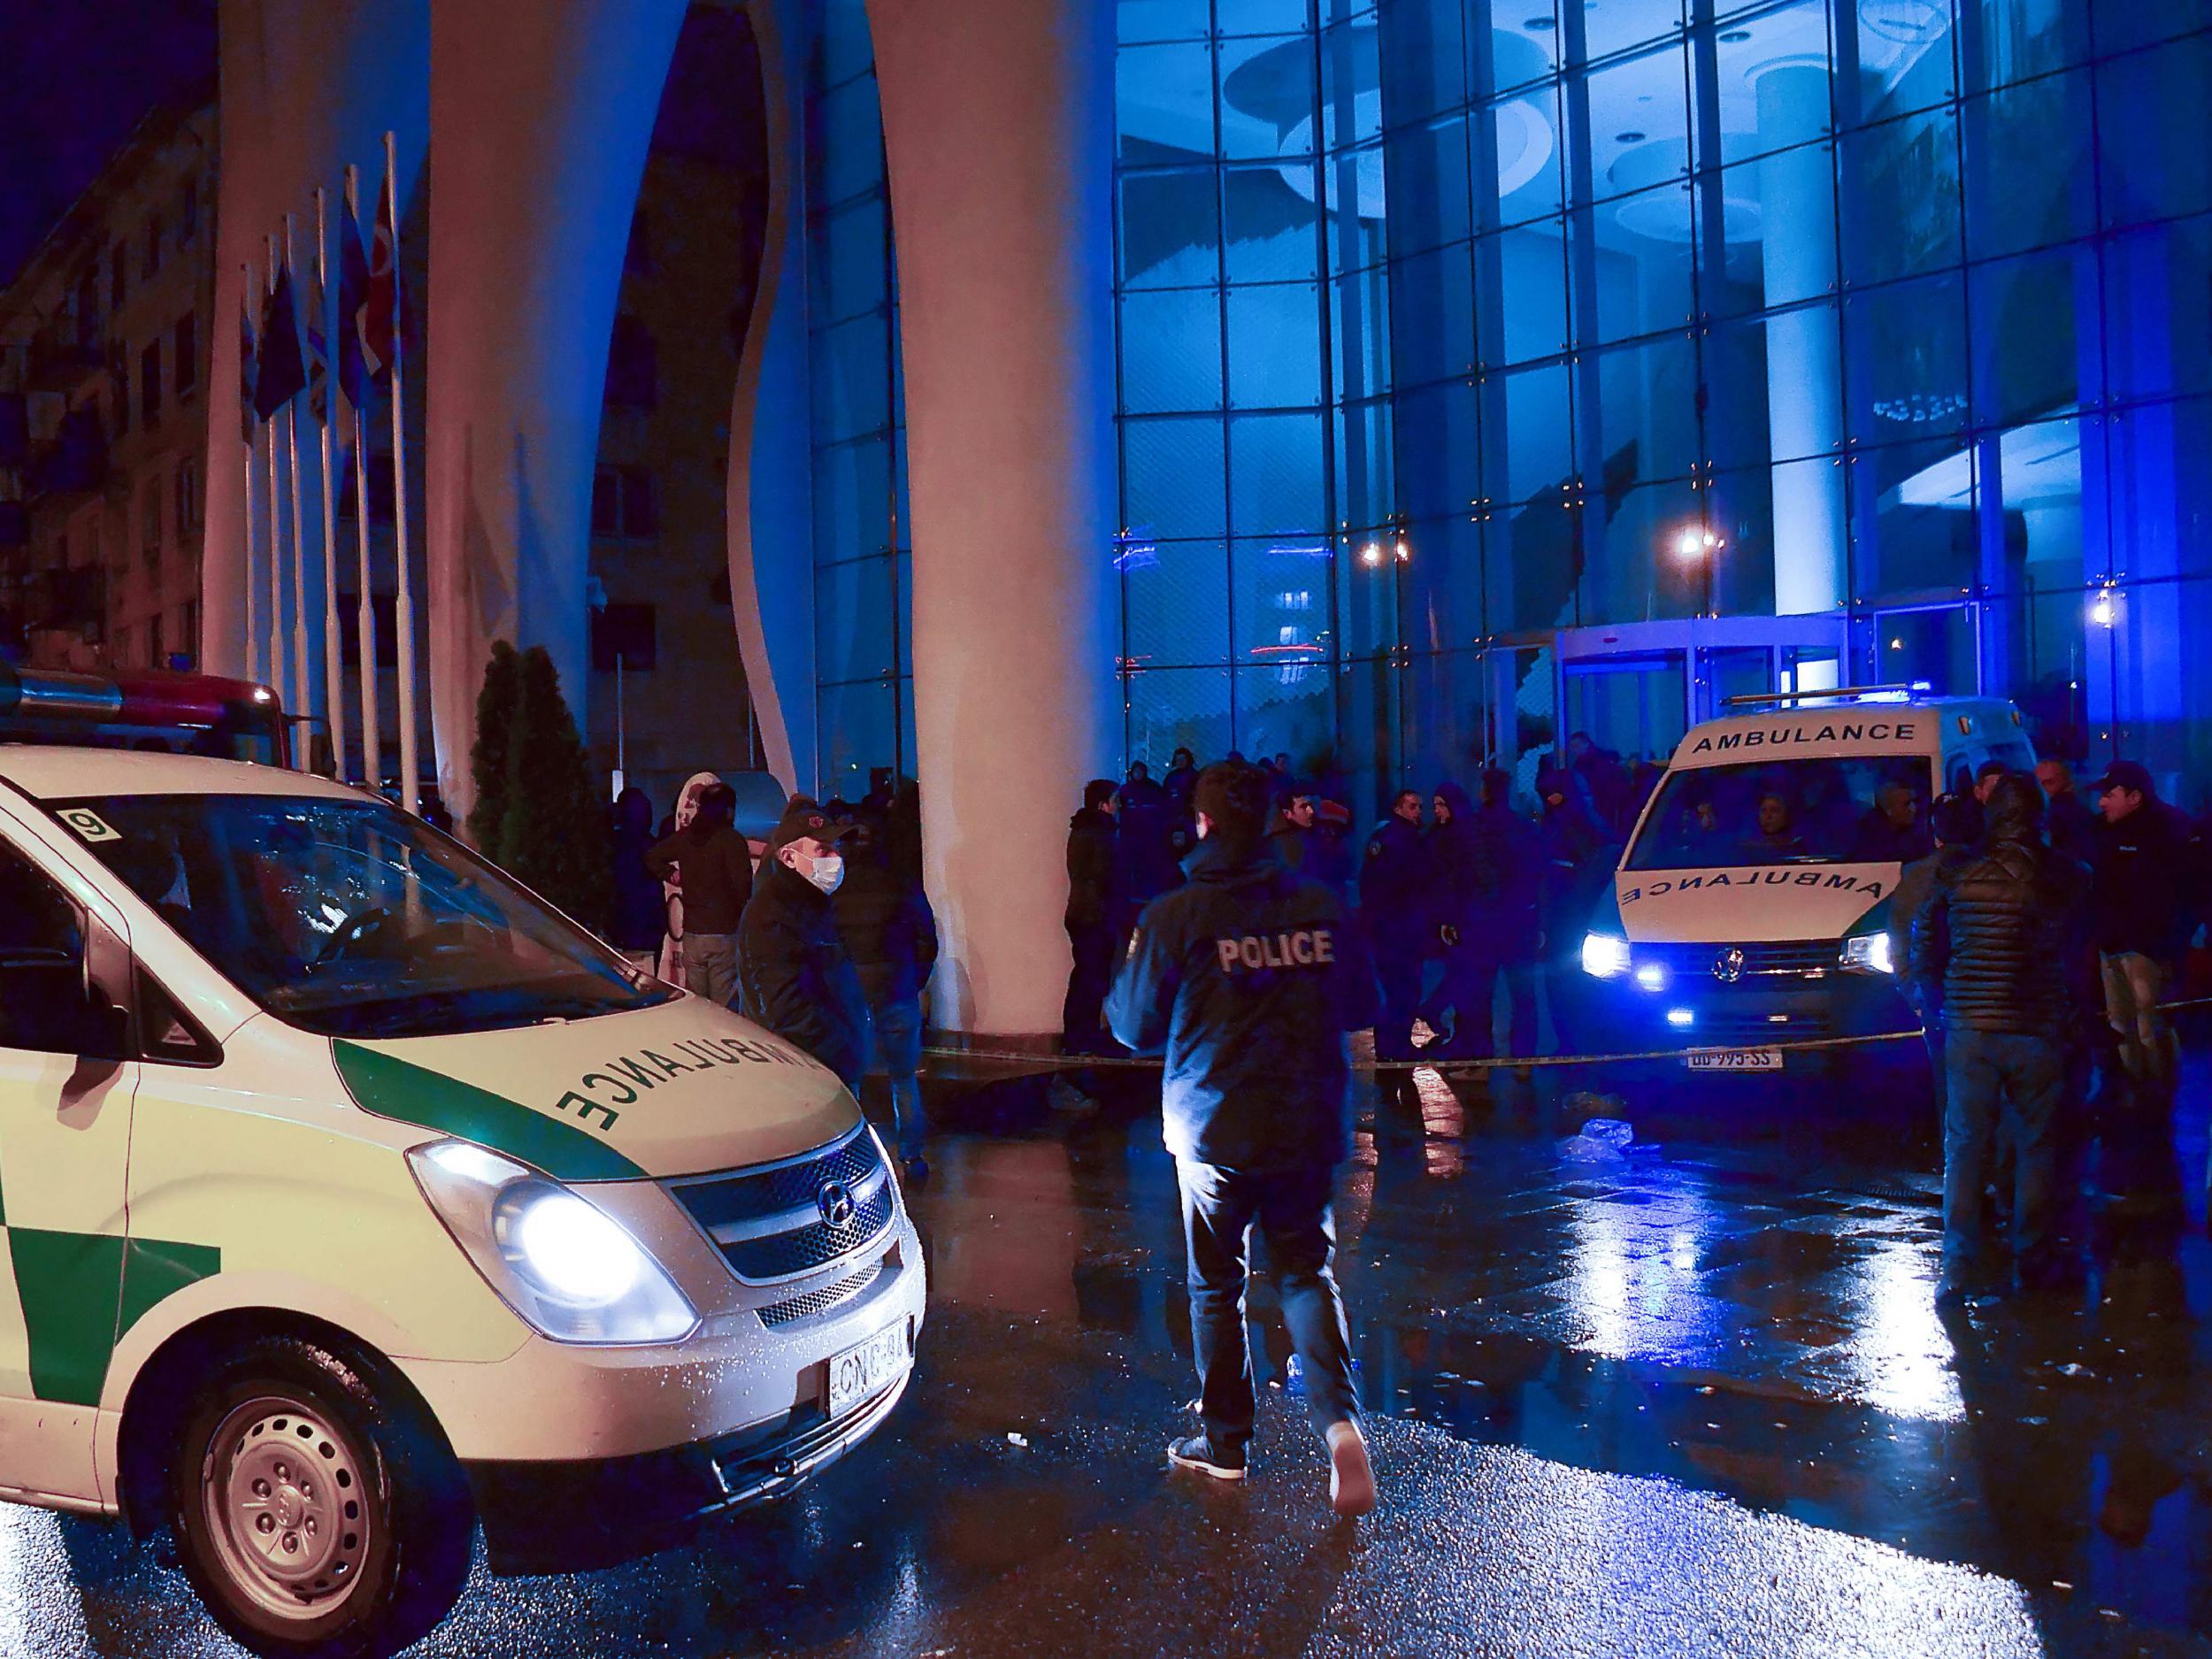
767, 796, 857, 856
2091, 759, 2155, 798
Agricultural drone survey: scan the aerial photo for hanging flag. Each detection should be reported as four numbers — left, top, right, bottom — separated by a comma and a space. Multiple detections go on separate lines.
361, 168, 399, 388
238, 288, 259, 442
304, 269, 329, 424
337, 185, 370, 413
254, 260, 306, 419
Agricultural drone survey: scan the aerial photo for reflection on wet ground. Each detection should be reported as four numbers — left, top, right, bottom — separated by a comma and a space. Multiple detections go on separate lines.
12, 1042, 2212, 1655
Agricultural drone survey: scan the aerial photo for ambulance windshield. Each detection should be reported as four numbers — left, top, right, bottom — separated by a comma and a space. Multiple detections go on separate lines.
58, 794, 675, 1038
1624, 757, 1936, 872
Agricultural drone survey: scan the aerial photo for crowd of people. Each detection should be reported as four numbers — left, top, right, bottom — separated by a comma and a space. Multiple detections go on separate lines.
604, 774, 937, 1183
1064, 738, 1645, 1067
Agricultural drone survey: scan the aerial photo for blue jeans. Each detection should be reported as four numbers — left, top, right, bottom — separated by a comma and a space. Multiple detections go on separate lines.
856, 970, 927, 1162
1178, 1159, 1361, 1451
1943, 1029, 2067, 1274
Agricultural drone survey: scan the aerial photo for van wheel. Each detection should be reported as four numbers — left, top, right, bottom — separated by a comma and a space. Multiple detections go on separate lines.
167, 1334, 472, 1659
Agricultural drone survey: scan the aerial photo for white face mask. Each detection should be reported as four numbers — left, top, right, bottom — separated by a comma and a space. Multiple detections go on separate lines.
802, 851, 845, 895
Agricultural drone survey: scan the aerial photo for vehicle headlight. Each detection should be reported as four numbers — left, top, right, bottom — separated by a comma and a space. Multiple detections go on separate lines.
1841, 933, 1894, 975
407, 1140, 700, 1346
1581, 932, 1632, 979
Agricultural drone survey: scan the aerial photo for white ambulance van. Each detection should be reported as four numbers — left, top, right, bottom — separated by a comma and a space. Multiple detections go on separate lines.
0, 749, 925, 1657
1574, 690, 2035, 1070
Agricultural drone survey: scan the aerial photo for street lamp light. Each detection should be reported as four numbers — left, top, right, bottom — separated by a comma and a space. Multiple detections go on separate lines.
1669, 523, 1724, 615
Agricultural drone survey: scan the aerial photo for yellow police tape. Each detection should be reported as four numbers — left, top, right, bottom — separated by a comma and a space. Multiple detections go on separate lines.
918, 994, 2212, 1076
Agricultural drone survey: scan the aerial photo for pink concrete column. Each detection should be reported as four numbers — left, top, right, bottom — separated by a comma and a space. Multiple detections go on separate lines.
869, 0, 1120, 1041
425, 0, 687, 822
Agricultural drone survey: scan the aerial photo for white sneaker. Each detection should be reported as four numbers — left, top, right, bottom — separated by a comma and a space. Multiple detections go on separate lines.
1325, 1420, 1376, 1517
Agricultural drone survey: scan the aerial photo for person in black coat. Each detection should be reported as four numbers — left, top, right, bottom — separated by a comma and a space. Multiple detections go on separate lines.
1456, 769, 1544, 1060
833, 813, 940, 1179
1360, 789, 1431, 1062
1064, 780, 1125, 1055
1539, 766, 1612, 1055
608, 787, 664, 971
736, 798, 867, 1090
1420, 780, 1485, 1051
1267, 782, 1317, 878
1907, 774, 2093, 1298
1105, 763, 1379, 1515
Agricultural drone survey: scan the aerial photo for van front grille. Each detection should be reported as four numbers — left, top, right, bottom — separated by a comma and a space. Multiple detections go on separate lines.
666, 1125, 895, 1286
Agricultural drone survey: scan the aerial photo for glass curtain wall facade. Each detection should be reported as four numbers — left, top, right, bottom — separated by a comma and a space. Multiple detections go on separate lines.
806, 0, 913, 801
1114, 0, 2212, 805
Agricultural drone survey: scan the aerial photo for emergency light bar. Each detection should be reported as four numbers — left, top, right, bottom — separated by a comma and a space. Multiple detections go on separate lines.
1723, 682, 1933, 708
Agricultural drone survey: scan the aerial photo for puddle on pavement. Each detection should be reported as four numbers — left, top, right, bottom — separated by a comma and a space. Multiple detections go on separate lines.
905, 1042, 2212, 1642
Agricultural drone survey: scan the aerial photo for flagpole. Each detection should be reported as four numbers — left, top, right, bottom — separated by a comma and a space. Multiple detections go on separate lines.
313, 191, 347, 779
384, 132, 420, 818
283, 214, 311, 753
241, 262, 258, 687
263, 242, 285, 704
346, 165, 382, 792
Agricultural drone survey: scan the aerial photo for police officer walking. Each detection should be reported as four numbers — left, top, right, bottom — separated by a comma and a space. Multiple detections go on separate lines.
1106, 763, 1379, 1517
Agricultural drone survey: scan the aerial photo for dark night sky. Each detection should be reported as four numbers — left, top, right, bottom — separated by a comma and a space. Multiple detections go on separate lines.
0, 0, 219, 281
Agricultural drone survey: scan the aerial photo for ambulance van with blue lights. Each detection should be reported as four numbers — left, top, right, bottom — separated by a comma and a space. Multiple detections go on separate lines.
0, 747, 924, 1658
1575, 691, 2035, 1071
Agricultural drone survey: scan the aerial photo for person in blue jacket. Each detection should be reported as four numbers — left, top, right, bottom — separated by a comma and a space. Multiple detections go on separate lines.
1105, 763, 1380, 1517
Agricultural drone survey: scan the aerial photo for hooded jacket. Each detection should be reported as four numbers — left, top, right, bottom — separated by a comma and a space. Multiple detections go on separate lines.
1105, 837, 1378, 1171
737, 856, 867, 1088
1425, 781, 1486, 934
1908, 778, 2091, 1035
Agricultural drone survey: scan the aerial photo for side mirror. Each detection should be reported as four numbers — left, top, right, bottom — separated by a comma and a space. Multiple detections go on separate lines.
80, 993, 130, 1064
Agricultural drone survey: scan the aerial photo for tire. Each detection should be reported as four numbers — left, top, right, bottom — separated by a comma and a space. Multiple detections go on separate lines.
166, 1333, 474, 1659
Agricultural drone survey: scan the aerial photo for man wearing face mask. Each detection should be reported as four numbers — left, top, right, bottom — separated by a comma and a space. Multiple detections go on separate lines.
736, 796, 868, 1090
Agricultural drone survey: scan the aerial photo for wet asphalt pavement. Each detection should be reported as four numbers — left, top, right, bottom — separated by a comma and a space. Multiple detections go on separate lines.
10, 1039, 2212, 1657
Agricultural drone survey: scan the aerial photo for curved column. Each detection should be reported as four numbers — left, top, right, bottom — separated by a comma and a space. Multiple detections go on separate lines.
869, 0, 1118, 1041
205, 0, 429, 681
1755, 60, 1845, 619
425, 0, 687, 823
728, 0, 818, 796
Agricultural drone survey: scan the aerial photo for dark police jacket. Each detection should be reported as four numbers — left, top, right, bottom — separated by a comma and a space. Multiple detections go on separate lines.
737, 859, 867, 1089
1105, 839, 1377, 1171
1359, 814, 1432, 947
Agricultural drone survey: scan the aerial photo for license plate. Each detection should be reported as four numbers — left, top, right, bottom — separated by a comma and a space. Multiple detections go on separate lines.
1685, 1046, 1784, 1072
827, 1322, 910, 1417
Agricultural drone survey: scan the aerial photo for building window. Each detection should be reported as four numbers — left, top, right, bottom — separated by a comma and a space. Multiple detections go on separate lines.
142, 213, 163, 280
141, 477, 162, 564
73, 273, 99, 351
590, 465, 657, 539
590, 602, 657, 672
180, 600, 197, 664
173, 314, 196, 399
109, 242, 127, 311
603, 317, 657, 409
140, 341, 161, 428
178, 180, 198, 244
174, 456, 202, 533
149, 610, 165, 665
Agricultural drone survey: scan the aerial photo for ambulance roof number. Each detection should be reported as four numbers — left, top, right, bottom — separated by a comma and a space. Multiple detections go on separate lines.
58, 808, 120, 843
